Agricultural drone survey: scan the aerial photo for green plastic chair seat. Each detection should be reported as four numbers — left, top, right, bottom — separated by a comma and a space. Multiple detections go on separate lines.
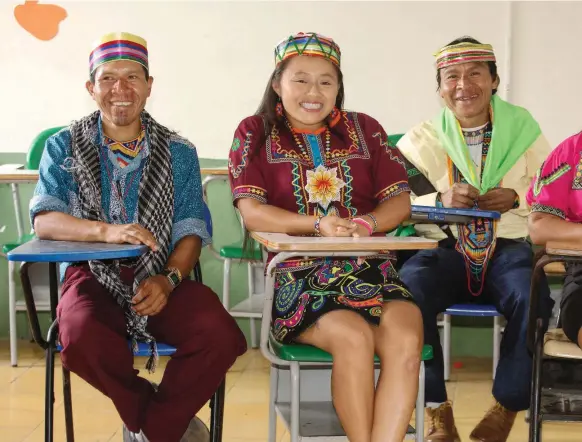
270, 336, 433, 363
2, 233, 35, 254
219, 240, 262, 260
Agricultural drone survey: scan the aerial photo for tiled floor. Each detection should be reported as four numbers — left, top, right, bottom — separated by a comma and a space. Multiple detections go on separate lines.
1, 340, 580, 441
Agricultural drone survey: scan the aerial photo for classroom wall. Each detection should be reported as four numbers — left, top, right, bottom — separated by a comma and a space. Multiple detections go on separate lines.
1, 1, 582, 157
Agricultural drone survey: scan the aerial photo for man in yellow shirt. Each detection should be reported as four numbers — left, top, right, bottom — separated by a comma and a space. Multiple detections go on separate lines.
397, 36, 554, 442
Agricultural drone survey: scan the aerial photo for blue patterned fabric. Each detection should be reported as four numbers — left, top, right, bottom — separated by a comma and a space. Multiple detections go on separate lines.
30, 117, 211, 276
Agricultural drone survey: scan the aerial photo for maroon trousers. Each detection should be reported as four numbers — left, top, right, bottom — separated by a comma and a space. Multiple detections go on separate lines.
57, 265, 247, 442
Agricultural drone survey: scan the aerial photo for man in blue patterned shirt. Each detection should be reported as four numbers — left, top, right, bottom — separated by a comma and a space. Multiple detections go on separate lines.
30, 32, 246, 442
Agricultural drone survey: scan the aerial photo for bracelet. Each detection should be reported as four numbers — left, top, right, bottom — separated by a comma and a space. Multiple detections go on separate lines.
314, 216, 323, 236
364, 213, 378, 233
512, 193, 520, 209
352, 217, 373, 236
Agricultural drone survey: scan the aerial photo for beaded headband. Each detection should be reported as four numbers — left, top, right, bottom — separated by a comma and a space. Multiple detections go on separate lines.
434, 42, 495, 70
275, 32, 341, 68
89, 32, 148, 75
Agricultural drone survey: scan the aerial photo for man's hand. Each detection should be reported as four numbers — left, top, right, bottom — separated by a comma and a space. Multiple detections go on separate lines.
440, 183, 480, 208
319, 215, 358, 237
477, 188, 518, 213
104, 223, 159, 251
131, 275, 173, 316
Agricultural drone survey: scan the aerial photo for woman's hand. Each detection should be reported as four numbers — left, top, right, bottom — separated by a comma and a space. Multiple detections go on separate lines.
318, 215, 358, 237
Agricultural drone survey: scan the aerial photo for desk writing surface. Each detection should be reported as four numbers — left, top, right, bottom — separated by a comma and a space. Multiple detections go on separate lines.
251, 232, 437, 252
7, 239, 148, 262
0, 168, 39, 183
546, 241, 582, 258
201, 167, 229, 176
410, 205, 500, 224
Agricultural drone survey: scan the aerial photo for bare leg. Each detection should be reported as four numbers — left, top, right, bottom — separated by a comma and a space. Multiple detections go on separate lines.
371, 301, 423, 442
297, 310, 376, 442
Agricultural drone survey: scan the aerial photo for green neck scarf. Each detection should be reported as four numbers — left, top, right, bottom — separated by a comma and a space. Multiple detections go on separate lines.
432, 94, 541, 192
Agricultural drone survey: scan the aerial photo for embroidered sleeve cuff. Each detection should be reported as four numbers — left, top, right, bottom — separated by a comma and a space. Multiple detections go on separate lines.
172, 217, 212, 247
29, 195, 68, 225
375, 181, 411, 203
232, 185, 267, 204
530, 203, 566, 220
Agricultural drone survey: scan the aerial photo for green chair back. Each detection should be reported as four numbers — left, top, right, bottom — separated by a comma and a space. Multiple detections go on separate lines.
26, 126, 66, 170
388, 133, 404, 146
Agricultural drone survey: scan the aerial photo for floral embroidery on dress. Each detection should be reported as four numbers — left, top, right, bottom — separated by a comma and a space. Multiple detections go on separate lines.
305, 164, 346, 210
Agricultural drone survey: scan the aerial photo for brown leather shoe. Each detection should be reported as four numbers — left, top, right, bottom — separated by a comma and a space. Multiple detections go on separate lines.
469, 402, 517, 442
425, 401, 461, 442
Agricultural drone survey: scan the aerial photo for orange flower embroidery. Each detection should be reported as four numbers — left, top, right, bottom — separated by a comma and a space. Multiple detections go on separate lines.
305, 165, 346, 210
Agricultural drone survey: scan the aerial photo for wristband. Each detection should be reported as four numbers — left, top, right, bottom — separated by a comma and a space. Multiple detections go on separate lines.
352, 217, 373, 236
161, 266, 182, 289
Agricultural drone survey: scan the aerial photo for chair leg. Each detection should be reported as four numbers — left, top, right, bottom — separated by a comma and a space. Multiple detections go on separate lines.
209, 379, 226, 442
416, 362, 426, 442
268, 365, 279, 442
493, 316, 501, 380
290, 362, 300, 442
247, 261, 257, 349
8, 260, 18, 367
45, 323, 58, 442
222, 259, 231, 311
62, 366, 74, 442
529, 318, 544, 442
443, 314, 451, 381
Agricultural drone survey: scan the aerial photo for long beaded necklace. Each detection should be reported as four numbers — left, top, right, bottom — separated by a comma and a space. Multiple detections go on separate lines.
283, 117, 346, 213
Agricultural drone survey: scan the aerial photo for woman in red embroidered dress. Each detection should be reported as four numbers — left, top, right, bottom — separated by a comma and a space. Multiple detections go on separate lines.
228, 32, 423, 442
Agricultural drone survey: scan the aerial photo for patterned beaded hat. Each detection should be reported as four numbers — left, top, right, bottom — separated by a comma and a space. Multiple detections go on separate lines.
89, 32, 148, 74
274, 32, 341, 68
434, 41, 495, 70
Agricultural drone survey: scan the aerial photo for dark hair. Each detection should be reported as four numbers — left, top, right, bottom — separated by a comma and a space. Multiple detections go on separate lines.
89, 65, 149, 84
436, 36, 499, 95
253, 57, 345, 149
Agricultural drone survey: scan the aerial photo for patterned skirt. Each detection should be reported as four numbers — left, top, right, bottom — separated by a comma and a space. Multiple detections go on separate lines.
271, 255, 415, 344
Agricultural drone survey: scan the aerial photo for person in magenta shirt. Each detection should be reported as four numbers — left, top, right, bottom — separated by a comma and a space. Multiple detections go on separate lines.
527, 131, 582, 349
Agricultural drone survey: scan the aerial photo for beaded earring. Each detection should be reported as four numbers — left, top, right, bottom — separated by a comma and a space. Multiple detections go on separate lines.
275, 100, 284, 117
328, 106, 340, 127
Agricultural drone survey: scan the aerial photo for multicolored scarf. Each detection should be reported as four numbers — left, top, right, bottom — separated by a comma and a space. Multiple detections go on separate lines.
447, 127, 497, 295
68, 110, 174, 372
433, 95, 541, 295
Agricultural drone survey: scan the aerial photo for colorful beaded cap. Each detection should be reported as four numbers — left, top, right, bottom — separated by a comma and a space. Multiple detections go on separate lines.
275, 32, 341, 68
434, 42, 495, 70
89, 32, 148, 74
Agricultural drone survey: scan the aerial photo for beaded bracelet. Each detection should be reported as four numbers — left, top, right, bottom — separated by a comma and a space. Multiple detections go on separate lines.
365, 213, 378, 233
352, 217, 373, 236
314, 216, 323, 236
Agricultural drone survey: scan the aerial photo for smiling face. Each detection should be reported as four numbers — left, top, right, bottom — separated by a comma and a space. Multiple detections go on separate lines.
272, 55, 340, 131
86, 60, 153, 129
439, 61, 499, 128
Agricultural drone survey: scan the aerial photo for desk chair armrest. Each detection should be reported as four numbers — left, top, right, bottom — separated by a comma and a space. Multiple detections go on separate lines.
19, 261, 58, 350
527, 249, 582, 353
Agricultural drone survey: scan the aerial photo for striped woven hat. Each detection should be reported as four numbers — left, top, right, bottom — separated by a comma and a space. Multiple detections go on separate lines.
89, 32, 148, 74
275, 32, 341, 68
435, 42, 495, 70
